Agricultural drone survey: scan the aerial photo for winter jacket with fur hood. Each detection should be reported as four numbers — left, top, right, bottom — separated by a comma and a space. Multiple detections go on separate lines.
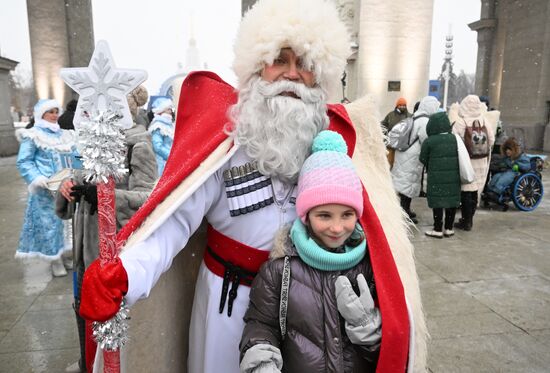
392, 96, 440, 198
240, 226, 379, 373
55, 124, 158, 268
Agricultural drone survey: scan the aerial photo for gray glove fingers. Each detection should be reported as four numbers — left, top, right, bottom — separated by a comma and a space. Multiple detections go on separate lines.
335, 275, 368, 325
356, 274, 375, 309
356, 273, 369, 293
335, 275, 354, 299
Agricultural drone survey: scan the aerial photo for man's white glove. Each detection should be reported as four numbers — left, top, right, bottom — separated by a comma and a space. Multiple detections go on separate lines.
240, 344, 283, 373
28, 175, 49, 194
335, 274, 382, 345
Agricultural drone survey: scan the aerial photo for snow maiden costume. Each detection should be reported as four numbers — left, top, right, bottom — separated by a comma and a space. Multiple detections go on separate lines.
148, 97, 174, 175
80, 1, 427, 372
15, 99, 78, 260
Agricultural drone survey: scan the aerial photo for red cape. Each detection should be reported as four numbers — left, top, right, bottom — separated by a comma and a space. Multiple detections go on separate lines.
118, 71, 410, 372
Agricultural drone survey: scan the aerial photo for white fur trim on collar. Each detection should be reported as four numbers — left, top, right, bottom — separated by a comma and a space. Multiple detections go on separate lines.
16, 127, 77, 153
35, 118, 61, 132
233, 0, 350, 95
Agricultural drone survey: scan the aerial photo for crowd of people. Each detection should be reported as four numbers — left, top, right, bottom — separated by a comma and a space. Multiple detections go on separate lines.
12, 0, 533, 372
384, 93, 525, 239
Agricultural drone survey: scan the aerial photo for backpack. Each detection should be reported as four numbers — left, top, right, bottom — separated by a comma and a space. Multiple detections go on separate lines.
464, 119, 490, 159
387, 114, 428, 151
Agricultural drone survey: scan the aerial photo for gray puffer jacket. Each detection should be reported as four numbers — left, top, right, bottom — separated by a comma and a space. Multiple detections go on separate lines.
55, 124, 158, 268
240, 227, 380, 373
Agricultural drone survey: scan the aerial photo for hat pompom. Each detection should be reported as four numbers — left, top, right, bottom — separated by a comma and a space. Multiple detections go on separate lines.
312, 130, 347, 154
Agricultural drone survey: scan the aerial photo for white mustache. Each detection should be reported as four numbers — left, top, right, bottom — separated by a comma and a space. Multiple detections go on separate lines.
257, 80, 325, 104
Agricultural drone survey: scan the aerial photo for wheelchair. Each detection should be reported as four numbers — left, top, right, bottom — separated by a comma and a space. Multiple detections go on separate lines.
482, 155, 544, 212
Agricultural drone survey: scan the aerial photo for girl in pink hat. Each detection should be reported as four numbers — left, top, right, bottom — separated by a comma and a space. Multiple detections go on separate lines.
240, 130, 381, 372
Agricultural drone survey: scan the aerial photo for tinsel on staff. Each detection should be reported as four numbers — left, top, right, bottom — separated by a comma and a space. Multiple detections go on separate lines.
77, 112, 128, 185
79, 111, 130, 372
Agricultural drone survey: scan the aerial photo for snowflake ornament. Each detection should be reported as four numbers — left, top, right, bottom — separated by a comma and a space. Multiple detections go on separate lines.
60, 40, 147, 129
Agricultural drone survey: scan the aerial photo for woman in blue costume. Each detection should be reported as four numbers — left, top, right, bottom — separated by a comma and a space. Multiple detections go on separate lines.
148, 97, 174, 175
15, 99, 79, 277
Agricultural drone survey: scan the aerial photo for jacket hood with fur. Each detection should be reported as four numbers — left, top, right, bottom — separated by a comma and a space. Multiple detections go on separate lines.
415, 96, 440, 118
458, 95, 484, 120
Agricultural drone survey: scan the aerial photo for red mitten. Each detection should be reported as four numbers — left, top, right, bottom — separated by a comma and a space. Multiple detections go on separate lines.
80, 257, 129, 322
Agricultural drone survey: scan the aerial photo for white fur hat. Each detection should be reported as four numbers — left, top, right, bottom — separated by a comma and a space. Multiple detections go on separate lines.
33, 99, 62, 120
233, 0, 350, 94
152, 97, 174, 114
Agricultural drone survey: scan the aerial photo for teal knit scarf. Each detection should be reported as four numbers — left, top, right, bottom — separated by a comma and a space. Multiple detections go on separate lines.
290, 219, 366, 272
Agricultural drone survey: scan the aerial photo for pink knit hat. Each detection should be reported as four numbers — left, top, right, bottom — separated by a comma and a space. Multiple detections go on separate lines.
296, 130, 363, 222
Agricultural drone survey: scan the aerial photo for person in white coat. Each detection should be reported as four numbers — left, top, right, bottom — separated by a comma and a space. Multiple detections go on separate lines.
391, 96, 440, 223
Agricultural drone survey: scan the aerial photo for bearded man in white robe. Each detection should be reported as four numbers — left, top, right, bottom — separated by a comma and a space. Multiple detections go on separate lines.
79, 0, 427, 372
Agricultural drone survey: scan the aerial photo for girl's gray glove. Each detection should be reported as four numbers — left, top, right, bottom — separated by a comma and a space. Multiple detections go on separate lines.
335, 273, 382, 345
240, 344, 283, 373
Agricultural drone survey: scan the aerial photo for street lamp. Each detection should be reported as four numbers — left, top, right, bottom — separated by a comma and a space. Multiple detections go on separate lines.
443, 26, 453, 110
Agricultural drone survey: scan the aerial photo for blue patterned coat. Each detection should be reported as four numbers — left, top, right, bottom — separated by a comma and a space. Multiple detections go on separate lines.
15, 125, 78, 260
149, 115, 174, 175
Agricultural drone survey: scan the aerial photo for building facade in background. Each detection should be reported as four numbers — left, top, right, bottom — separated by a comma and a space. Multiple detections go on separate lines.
470, 0, 550, 151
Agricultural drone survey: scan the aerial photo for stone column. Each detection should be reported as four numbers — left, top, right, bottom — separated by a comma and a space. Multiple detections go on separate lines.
27, 0, 71, 104
26, 0, 94, 105
356, 0, 434, 113
65, 0, 95, 75
469, 0, 497, 97
0, 57, 20, 157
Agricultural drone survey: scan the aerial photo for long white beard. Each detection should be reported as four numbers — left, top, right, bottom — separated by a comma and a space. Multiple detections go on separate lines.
228, 77, 329, 184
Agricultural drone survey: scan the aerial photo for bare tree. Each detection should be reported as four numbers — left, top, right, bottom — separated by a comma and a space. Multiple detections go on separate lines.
438, 65, 475, 107
454, 70, 476, 102
9, 65, 36, 117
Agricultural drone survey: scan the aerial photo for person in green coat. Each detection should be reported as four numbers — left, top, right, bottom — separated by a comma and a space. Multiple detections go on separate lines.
419, 112, 461, 238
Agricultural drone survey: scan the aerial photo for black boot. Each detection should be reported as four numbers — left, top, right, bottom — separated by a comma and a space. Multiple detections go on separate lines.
454, 218, 471, 231
455, 192, 473, 231
400, 194, 418, 224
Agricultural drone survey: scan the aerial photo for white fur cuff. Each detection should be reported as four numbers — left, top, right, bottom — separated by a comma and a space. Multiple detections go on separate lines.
29, 175, 49, 194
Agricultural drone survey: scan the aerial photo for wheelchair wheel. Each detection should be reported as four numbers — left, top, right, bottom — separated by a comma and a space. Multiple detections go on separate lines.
512, 173, 544, 211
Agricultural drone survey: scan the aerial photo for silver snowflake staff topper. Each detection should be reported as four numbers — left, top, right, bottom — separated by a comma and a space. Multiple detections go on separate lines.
60, 40, 147, 130
78, 111, 128, 184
